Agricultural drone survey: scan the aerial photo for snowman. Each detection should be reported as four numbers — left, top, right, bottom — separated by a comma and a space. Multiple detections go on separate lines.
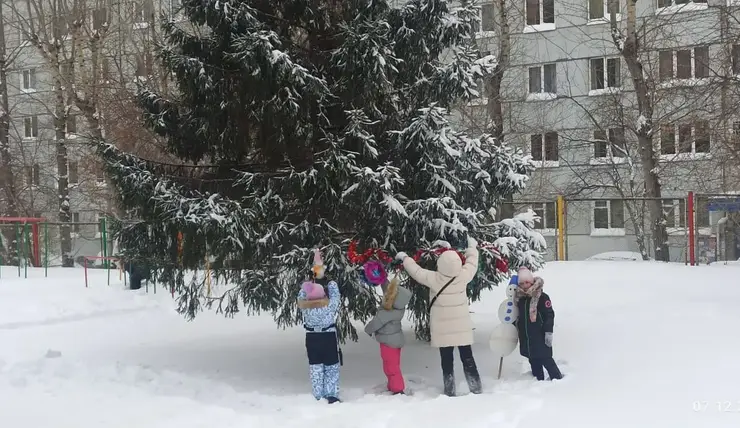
489, 274, 520, 378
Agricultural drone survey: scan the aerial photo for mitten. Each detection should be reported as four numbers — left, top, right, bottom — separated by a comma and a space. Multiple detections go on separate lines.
467, 236, 478, 248
545, 332, 553, 347
395, 252, 409, 261
432, 240, 451, 248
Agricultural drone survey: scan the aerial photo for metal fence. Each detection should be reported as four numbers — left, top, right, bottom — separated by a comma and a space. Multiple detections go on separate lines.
0, 219, 114, 272
503, 192, 740, 264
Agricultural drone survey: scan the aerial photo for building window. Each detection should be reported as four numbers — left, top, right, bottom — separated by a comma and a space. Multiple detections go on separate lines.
662, 199, 686, 228
25, 164, 40, 186
533, 202, 557, 229
66, 115, 77, 136
593, 128, 627, 159
24, 166, 32, 186
589, 0, 620, 20
657, 0, 708, 9
24, 116, 39, 139
475, 3, 495, 35
658, 46, 709, 81
660, 121, 710, 156
96, 167, 106, 184
22, 68, 37, 91
525, 0, 555, 27
135, 53, 152, 78
593, 200, 625, 230
589, 57, 620, 91
97, 212, 106, 233
93, 8, 108, 30
134, 1, 153, 24
72, 212, 81, 233
54, 15, 68, 35
68, 161, 79, 184
530, 132, 559, 162
695, 196, 709, 228
528, 63, 557, 94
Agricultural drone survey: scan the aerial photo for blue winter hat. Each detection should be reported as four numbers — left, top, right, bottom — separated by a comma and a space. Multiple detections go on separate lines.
509, 274, 518, 285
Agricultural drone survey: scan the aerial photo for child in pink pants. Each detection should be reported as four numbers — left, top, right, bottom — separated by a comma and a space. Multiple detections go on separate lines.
364, 277, 412, 394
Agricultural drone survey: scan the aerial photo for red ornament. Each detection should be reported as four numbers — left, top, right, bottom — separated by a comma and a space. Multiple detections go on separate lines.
495, 256, 508, 273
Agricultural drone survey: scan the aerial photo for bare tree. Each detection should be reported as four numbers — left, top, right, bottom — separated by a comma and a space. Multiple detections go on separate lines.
605, 1, 673, 260
0, 2, 19, 219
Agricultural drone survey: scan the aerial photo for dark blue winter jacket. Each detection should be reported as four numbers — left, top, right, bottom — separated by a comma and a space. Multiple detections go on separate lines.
515, 292, 554, 359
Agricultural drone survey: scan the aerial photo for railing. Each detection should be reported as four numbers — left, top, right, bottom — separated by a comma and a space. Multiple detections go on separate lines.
502, 192, 740, 264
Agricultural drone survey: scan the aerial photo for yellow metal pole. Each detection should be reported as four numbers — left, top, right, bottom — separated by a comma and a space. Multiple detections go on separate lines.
556, 195, 565, 261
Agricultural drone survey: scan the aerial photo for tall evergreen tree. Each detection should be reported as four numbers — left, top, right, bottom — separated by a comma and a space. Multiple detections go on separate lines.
99, 0, 546, 340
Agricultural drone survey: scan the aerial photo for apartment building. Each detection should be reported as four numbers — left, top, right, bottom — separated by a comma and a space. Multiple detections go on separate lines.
461, 0, 740, 262
1, 0, 180, 263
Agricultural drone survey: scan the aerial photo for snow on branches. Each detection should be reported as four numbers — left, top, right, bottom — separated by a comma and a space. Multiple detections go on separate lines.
99, 0, 545, 341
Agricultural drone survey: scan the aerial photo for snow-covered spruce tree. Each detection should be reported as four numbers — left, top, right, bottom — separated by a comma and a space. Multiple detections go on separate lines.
98, 0, 545, 341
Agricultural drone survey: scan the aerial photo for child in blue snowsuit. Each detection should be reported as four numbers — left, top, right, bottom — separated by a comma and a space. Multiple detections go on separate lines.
298, 274, 342, 403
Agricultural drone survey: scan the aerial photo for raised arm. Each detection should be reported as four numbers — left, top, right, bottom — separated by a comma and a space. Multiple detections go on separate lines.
401, 256, 436, 288
327, 281, 341, 317
459, 237, 479, 283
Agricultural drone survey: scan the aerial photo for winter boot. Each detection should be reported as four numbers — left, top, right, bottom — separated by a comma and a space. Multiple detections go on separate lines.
460, 346, 482, 394
326, 396, 341, 404
439, 346, 456, 396
442, 373, 456, 397
463, 369, 482, 394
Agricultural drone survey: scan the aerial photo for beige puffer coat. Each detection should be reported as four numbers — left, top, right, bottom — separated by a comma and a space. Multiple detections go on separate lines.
402, 242, 479, 348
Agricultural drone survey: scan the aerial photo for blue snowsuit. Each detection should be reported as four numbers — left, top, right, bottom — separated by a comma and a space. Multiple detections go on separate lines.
298, 281, 341, 400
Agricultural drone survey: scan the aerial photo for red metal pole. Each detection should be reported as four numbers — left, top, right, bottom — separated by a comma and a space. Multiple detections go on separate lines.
31, 223, 40, 267
84, 257, 88, 287
688, 191, 695, 266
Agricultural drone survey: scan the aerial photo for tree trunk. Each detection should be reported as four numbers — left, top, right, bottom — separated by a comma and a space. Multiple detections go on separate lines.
624, 200, 649, 260
490, 0, 514, 219
54, 79, 73, 267
613, 0, 669, 261
0, 2, 20, 261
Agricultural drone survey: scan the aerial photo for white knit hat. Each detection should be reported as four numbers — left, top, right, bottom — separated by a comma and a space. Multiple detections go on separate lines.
518, 266, 534, 284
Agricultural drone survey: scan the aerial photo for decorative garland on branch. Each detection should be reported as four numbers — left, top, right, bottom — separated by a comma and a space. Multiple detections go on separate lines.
347, 240, 509, 287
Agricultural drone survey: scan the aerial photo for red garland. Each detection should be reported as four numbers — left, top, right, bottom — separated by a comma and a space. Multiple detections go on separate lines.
347, 240, 392, 265
348, 240, 508, 274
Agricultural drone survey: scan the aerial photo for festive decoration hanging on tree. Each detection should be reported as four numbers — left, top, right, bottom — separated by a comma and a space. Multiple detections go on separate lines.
312, 248, 326, 279
362, 260, 387, 286
348, 239, 509, 275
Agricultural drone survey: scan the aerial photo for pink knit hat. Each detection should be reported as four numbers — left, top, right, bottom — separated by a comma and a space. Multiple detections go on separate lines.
518, 266, 534, 284
302, 281, 326, 300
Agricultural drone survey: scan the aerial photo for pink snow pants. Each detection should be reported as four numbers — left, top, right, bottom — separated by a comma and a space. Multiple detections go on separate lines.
379, 344, 405, 393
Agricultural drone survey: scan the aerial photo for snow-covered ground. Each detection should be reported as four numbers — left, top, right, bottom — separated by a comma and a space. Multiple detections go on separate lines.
1, 262, 738, 428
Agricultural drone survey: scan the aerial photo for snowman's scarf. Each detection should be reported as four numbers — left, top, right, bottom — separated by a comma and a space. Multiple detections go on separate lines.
515, 277, 544, 322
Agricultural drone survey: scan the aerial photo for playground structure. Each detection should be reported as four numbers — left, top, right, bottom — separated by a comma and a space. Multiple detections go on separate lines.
0, 217, 44, 269
0, 216, 113, 279
0, 222, 216, 299
83, 256, 126, 288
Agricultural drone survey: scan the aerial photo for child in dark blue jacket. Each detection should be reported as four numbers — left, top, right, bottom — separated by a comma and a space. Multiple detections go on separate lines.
514, 267, 563, 381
